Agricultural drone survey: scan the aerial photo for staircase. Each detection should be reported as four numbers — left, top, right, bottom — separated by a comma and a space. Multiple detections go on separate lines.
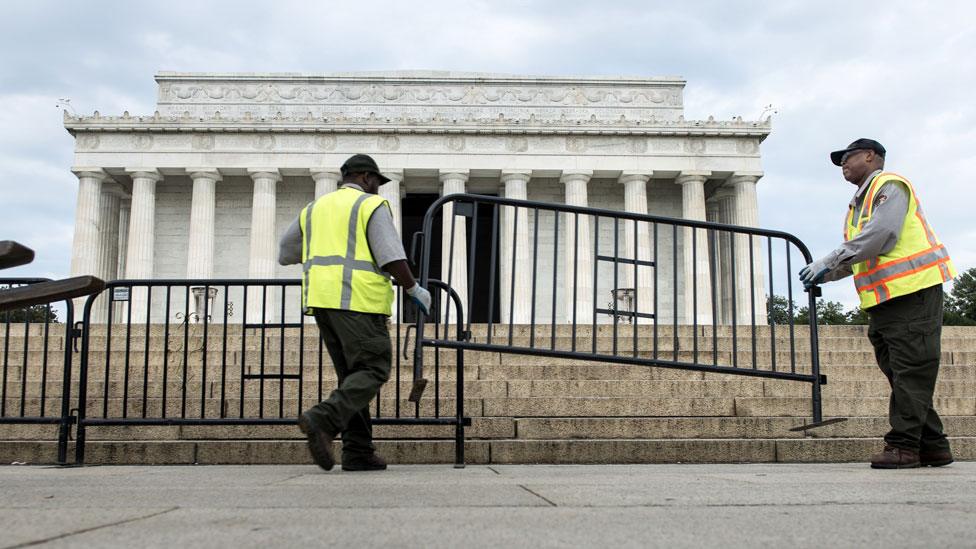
2, 324, 975, 465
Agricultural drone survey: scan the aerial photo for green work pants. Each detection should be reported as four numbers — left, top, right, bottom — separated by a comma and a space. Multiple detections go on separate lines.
866, 283, 950, 452
305, 308, 392, 459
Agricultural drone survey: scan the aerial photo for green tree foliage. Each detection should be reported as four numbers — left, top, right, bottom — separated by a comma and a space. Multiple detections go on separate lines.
2, 305, 59, 324
945, 268, 976, 326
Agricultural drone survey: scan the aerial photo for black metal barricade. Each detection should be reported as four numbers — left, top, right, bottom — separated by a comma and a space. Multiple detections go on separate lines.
412, 194, 825, 424
74, 278, 469, 466
0, 278, 76, 464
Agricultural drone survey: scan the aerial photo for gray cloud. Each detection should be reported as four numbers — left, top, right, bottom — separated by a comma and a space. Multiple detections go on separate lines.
1, 0, 973, 309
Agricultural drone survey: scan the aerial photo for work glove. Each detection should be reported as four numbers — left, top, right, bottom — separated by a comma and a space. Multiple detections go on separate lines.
405, 284, 431, 316
799, 258, 831, 289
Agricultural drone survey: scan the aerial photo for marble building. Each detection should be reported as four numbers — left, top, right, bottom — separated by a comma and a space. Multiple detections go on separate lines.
64, 71, 771, 325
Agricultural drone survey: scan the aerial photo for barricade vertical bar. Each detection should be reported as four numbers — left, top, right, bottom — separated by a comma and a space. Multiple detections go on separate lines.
550, 211, 559, 350
633, 218, 639, 357
730, 232, 738, 368
749, 236, 757, 370
692, 226, 698, 364
141, 286, 152, 418
75, 298, 93, 464
19, 316, 28, 416
710, 229, 718, 367
507, 207, 518, 347
162, 286, 170, 418
672, 224, 678, 362
591, 215, 599, 355
317, 324, 323, 404
1, 310, 9, 416
465, 202, 478, 334
181, 286, 190, 418
201, 283, 211, 418
221, 284, 229, 418
39, 307, 51, 416
572, 213, 579, 352
445, 210, 457, 327
116, 288, 130, 418
785, 242, 797, 373
486, 204, 499, 344
613, 218, 620, 356
55, 303, 74, 465
394, 288, 401, 418
297, 290, 305, 419
239, 285, 247, 418
653, 223, 658, 360
259, 285, 267, 418
278, 283, 285, 418
529, 208, 539, 348
767, 237, 777, 372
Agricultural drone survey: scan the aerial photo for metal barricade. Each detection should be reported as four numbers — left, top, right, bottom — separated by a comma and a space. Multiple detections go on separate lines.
0, 278, 76, 464
412, 194, 825, 425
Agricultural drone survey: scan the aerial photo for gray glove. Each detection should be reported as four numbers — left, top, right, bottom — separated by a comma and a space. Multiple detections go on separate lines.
405, 284, 431, 316
799, 257, 831, 289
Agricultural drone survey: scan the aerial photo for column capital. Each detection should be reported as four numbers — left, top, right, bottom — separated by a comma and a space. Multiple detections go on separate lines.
102, 181, 129, 198
71, 167, 110, 181
728, 172, 763, 186
619, 172, 652, 185
559, 170, 593, 185
675, 171, 712, 186
247, 168, 282, 182
500, 170, 532, 183
310, 169, 341, 180
381, 169, 404, 183
125, 168, 162, 182
711, 185, 736, 201
439, 170, 469, 183
187, 169, 223, 182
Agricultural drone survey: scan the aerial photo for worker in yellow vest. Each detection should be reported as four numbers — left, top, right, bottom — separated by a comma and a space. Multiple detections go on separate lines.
279, 154, 431, 472
799, 138, 956, 469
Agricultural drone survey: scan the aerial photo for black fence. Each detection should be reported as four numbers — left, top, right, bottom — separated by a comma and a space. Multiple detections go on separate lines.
0, 278, 76, 464
413, 194, 825, 424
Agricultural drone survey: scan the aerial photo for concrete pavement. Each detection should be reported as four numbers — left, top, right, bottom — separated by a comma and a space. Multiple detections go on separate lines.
2, 463, 975, 548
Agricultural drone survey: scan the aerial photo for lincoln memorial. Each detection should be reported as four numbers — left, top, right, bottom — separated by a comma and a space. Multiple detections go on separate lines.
64, 71, 770, 325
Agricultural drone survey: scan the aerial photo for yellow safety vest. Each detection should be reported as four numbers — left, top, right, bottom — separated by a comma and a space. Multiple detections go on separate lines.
300, 187, 394, 316
845, 172, 955, 309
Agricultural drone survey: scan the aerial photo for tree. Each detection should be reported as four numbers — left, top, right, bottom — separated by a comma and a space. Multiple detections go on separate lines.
945, 267, 976, 324
846, 306, 870, 325
766, 295, 797, 325
2, 304, 59, 324
795, 299, 848, 325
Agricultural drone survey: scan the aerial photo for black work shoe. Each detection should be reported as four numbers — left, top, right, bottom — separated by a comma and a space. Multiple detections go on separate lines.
342, 453, 387, 472
298, 413, 335, 471
870, 445, 920, 469
920, 449, 954, 467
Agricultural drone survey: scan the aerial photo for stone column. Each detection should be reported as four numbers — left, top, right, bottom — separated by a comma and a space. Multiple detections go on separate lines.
186, 170, 221, 279
619, 172, 654, 323
560, 170, 594, 324
439, 171, 469, 320
114, 199, 131, 323
714, 187, 736, 324
124, 169, 162, 323
706, 198, 725, 324
311, 169, 340, 199
89, 181, 125, 323
247, 169, 282, 323
69, 168, 108, 316
500, 170, 532, 324
728, 173, 767, 325
379, 169, 404, 320
676, 172, 713, 324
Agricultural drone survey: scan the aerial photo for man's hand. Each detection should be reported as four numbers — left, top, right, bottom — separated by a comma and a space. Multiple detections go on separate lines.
799, 258, 831, 289
405, 284, 431, 316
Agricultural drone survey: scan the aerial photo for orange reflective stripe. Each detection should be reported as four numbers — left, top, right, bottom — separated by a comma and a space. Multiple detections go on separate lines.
856, 255, 951, 292
854, 244, 947, 281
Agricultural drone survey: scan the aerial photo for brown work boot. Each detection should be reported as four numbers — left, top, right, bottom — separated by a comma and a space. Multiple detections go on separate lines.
870, 445, 920, 469
919, 449, 954, 467
342, 453, 387, 472
298, 413, 335, 471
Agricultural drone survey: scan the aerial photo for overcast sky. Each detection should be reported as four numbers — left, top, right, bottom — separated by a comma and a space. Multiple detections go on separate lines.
1, 0, 973, 308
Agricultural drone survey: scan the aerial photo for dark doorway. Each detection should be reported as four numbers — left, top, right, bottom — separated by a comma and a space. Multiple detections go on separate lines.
399, 193, 500, 324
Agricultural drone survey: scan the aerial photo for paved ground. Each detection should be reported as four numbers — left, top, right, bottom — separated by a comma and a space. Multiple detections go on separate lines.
1, 462, 975, 548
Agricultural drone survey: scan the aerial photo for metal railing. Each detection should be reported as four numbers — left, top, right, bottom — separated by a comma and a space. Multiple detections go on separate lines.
73, 278, 469, 466
412, 194, 825, 424
0, 278, 76, 464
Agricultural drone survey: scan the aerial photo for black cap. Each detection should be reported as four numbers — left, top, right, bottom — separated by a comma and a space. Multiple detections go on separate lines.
340, 154, 391, 184
830, 138, 886, 166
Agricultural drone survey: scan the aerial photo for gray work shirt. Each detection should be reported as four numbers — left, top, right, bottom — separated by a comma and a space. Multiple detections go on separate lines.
821, 169, 910, 282
277, 183, 407, 269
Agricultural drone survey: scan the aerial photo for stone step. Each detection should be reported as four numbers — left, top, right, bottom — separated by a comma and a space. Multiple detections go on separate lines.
4, 437, 975, 465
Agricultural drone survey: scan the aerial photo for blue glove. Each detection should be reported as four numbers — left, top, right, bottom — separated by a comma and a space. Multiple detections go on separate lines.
405, 284, 431, 316
799, 258, 830, 289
